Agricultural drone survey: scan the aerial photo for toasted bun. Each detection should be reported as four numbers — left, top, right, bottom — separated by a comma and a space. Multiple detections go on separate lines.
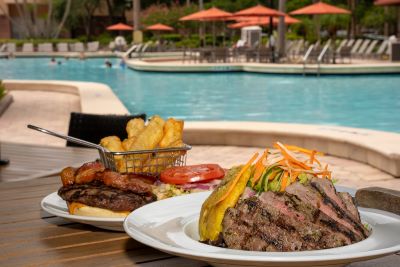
67, 202, 130, 218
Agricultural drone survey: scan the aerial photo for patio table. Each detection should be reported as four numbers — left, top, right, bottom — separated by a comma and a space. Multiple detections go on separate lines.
0, 142, 398, 266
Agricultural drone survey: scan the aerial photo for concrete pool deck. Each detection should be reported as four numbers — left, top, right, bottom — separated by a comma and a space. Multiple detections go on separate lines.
0, 80, 399, 189
127, 59, 400, 74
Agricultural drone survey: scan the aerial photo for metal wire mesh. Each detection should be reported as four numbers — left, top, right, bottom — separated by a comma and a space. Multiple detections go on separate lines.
102, 145, 191, 176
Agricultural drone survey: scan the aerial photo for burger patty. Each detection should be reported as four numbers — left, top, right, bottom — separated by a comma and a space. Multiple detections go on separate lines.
58, 182, 156, 212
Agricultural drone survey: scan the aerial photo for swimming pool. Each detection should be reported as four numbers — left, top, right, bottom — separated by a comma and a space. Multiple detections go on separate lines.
1, 57, 399, 132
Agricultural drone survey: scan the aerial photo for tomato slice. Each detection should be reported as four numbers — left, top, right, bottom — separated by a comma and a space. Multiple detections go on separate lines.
160, 164, 225, 185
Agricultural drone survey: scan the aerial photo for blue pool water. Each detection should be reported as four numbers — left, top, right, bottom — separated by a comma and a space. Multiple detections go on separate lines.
1, 57, 399, 132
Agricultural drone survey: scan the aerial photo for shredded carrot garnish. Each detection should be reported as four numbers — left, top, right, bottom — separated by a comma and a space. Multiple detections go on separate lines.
252, 149, 269, 186
280, 171, 289, 192
274, 142, 312, 170
285, 145, 324, 156
216, 153, 259, 205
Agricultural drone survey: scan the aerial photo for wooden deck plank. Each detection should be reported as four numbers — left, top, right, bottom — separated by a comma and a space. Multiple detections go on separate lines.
0, 142, 97, 182
0, 142, 399, 267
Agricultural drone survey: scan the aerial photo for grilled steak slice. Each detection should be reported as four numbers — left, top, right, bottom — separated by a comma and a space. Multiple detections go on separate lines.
309, 178, 369, 238
285, 182, 366, 242
339, 192, 360, 221
221, 181, 370, 251
58, 182, 156, 212
222, 191, 352, 251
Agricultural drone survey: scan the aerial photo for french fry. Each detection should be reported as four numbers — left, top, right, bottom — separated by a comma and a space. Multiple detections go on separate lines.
159, 118, 184, 148
100, 136, 127, 172
126, 118, 145, 138
123, 118, 146, 151
126, 115, 165, 171
142, 118, 185, 173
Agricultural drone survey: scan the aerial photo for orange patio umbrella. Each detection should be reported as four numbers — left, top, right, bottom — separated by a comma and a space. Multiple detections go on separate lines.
146, 23, 174, 51
290, 1, 350, 40
180, 7, 233, 21
180, 7, 233, 47
290, 2, 350, 15
374, 0, 400, 5
229, 15, 300, 29
146, 23, 174, 31
106, 23, 134, 31
233, 4, 285, 17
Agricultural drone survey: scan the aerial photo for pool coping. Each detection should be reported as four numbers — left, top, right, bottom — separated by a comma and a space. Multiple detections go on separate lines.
2, 80, 129, 114
2, 80, 399, 177
183, 121, 400, 177
127, 59, 400, 75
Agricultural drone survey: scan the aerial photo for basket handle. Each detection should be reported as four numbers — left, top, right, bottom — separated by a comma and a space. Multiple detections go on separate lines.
27, 124, 107, 151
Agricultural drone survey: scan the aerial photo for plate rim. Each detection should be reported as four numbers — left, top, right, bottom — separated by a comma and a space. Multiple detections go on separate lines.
123, 191, 400, 264
41, 192, 125, 223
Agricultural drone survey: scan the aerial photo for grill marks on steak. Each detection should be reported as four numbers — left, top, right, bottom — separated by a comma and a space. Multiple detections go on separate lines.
221, 180, 369, 251
58, 182, 156, 212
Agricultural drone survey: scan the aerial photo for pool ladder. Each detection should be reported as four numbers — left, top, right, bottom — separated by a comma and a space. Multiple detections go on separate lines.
302, 41, 331, 76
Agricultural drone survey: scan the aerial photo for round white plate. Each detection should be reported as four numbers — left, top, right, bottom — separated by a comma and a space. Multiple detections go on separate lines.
124, 191, 400, 267
41, 192, 125, 231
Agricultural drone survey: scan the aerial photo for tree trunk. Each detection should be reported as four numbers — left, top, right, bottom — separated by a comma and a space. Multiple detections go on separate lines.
53, 0, 72, 38
45, 0, 53, 37
277, 0, 286, 58
14, 0, 32, 37
186, 0, 191, 6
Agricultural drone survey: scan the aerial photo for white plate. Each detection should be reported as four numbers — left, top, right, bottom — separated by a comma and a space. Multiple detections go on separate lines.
41, 192, 124, 231
124, 191, 400, 267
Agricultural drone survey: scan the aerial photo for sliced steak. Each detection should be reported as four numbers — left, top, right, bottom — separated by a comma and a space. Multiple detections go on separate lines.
310, 178, 369, 238
58, 182, 156, 212
220, 181, 370, 252
285, 182, 366, 242
339, 192, 360, 221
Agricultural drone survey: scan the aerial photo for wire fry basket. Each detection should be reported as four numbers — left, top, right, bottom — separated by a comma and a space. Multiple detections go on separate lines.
27, 124, 192, 176
102, 145, 192, 175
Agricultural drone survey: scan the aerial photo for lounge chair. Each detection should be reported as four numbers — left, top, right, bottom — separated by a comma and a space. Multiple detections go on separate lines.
22, 43, 34, 52
374, 40, 389, 59
354, 39, 371, 58
363, 40, 379, 59
71, 42, 85, 52
38, 43, 53, 53
87, 41, 99, 52
6, 43, 16, 53
336, 39, 348, 53
0, 44, 5, 52
66, 112, 146, 147
350, 39, 363, 55
339, 46, 352, 63
346, 39, 355, 47
57, 43, 69, 52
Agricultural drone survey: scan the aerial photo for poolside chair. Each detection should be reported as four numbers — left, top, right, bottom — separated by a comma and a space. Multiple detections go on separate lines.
57, 43, 69, 52
0, 44, 5, 52
6, 43, 16, 53
22, 43, 34, 52
38, 43, 53, 53
374, 40, 389, 59
258, 48, 272, 63
87, 41, 99, 52
339, 46, 352, 63
350, 39, 363, 55
346, 39, 355, 47
363, 40, 379, 59
66, 112, 146, 147
71, 42, 85, 52
354, 39, 371, 58
336, 39, 348, 53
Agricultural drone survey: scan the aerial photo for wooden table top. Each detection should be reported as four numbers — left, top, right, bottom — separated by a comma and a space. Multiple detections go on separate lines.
0, 142, 398, 267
